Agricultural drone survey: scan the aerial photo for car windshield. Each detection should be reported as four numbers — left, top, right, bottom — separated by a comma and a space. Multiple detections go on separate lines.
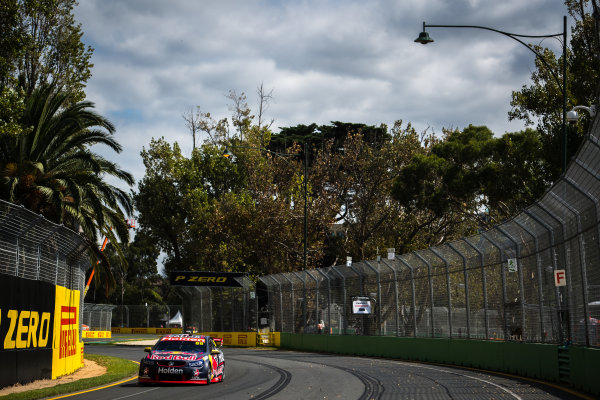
154, 339, 207, 353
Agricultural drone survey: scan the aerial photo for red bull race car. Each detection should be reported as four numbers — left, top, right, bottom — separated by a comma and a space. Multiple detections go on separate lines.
138, 334, 225, 385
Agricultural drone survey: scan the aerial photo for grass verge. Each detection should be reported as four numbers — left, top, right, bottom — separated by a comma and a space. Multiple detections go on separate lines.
0, 354, 138, 400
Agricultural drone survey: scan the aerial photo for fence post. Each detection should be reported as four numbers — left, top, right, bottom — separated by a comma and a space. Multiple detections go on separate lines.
550, 188, 591, 347
292, 271, 307, 332
412, 253, 435, 337
480, 232, 510, 340
396, 256, 418, 337
306, 270, 319, 328
496, 226, 526, 341
331, 267, 347, 334
316, 269, 332, 335
463, 238, 489, 340
447, 243, 470, 339
380, 259, 400, 337
364, 261, 382, 336
282, 274, 295, 333
563, 176, 600, 346
524, 208, 562, 343
537, 201, 573, 343
513, 218, 546, 342
430, 248, 453, 338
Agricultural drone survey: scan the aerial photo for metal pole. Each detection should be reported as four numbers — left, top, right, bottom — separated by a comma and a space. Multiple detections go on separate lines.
303, 141, 308, 271
282, 273, 295, 333
524, 208, 561, 343
562, 15, 567, 172
331, 266, 347, 334
412, 252, 435, 337
381, 259, 400, 336
496, 226, 527, 341
481, 232, 510, 340
463, 238, 490, 340
513, 218, 546, 342
430, 248, 453, 338
447, 243, 471, 339
364, 261, 382, 336
396, 256, 418, 337
317, 269, 332, 334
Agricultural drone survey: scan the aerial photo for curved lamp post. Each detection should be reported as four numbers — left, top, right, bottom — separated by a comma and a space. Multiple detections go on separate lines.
415, 17, 568, 172
223, 143, 309, 272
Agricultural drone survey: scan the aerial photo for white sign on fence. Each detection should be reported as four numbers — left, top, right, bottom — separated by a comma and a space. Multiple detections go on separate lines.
507, 258, 518, 273
554, 269, 567, 287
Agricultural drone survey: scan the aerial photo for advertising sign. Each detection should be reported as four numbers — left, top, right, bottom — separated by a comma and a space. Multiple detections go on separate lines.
52, 285, 83, 379
170, 271, 245, 287
0, 273, 55, 387
352, 297, 372, 314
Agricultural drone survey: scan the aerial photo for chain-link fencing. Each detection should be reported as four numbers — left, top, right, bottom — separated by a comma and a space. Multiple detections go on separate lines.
109, 304, 184, 329
260, 116, 600, 347
177, 276, 260, 333
0, 199, 91, 327
82, 303, 115, 330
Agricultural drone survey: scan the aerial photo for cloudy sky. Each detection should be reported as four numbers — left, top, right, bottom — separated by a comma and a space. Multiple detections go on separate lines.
74, 0, 569, 190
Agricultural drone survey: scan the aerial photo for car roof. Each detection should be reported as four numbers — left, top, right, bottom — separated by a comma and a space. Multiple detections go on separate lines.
159, 334, 209, 341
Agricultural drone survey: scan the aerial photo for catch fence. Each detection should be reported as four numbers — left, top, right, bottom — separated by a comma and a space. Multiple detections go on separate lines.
111, 304, 183, 329
177, 277, 260, 333
260, 117, 600, 347
0, 200, 91, 313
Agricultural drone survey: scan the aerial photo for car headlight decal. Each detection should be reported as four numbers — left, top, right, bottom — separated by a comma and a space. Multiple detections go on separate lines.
188, 360, 204, 367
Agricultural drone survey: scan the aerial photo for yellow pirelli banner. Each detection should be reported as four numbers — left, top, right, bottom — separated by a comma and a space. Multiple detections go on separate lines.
52, 285, 84, 379
111, 327, 182, 334
82, 331, 111, 339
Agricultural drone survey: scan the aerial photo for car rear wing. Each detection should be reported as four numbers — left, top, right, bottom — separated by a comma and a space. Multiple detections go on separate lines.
213, 338, 223, 347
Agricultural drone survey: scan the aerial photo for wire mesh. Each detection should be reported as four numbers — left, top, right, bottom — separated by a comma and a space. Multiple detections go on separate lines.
259, 115, 600, 347
0, 200, 92, 336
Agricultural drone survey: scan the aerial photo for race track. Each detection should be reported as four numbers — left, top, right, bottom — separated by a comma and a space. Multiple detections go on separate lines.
78, 346, 585, 400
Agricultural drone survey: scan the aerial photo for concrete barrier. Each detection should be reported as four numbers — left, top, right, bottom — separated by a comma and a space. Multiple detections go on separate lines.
280, 334, 600, 396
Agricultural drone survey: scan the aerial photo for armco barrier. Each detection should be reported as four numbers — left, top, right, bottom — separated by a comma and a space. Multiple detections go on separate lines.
280, 333, 600, 396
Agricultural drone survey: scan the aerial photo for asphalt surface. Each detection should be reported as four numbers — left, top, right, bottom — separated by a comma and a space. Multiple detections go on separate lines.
76, 344, 588, 400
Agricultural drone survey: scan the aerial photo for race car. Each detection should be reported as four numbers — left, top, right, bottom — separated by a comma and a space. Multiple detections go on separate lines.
138, 334, 225, 385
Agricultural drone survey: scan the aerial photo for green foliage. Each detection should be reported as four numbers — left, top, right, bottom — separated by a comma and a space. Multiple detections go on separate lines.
0, 85, 133, 293
510, 0, 600, 178
270, 121, 391, 156
392, 125, 551, 230
0, 0, 93, 103
0, 86, 26, 137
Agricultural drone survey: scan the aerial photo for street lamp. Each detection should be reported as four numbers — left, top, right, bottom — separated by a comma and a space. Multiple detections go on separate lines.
415, 16, 568, 172
223, 143, 309, 272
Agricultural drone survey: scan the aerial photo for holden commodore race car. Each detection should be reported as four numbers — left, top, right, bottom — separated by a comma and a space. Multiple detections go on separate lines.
138, 334, 225, 385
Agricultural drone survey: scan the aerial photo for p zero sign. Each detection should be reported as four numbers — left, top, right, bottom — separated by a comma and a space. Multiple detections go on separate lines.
170, 271, 245, 287
0, 273, 83, 387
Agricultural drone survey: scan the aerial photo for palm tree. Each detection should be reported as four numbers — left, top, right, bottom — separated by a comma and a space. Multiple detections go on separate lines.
0, 84, 134, 291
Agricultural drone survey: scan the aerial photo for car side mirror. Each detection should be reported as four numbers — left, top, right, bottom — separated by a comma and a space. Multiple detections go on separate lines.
211, 349, 220, 355
144, 347, 152, 353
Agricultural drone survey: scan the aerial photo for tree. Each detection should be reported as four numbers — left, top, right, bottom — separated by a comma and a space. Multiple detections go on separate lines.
510, 0, 600, 179
0, 0, 93, 103
391, 125, 551, 231
0, 0, 26, 138
0, 85, 134, 290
